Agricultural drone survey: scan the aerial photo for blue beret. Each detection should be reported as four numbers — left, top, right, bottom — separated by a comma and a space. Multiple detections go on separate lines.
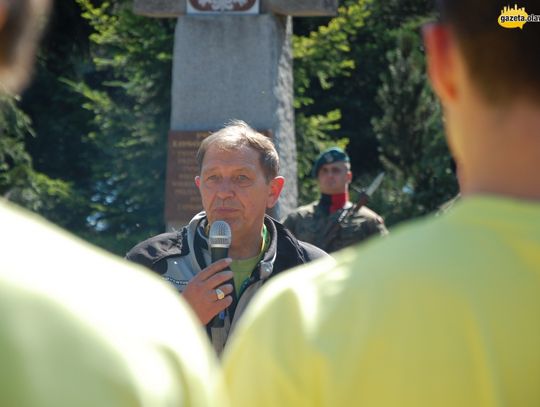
311, 147, 350, 177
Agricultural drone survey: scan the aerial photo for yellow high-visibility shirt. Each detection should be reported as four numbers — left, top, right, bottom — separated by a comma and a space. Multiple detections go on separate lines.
0, 200, 227, 407
224, 196, 540, 407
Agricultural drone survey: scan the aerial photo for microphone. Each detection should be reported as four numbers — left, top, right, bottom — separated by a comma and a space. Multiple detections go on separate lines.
208, 220, 232, 328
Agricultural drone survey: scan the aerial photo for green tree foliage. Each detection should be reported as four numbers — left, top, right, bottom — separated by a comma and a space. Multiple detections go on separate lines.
310, 0, 436, 176
20, 1, 98, 233
0, 94, 68, 211
295, 0, 458, 225
1, 95, 35, 203
372, 19, 459, 225
1, 3, 90, 218
293, 1, 369, 202
4, 0, 174, 255
72, 0, 175, 254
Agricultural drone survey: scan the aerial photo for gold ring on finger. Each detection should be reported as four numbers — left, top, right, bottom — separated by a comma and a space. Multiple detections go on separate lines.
215, 288, 225, 300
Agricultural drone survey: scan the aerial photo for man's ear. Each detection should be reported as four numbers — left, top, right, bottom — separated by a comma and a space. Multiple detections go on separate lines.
266, 176, 285, 208
346, 170, 353, 184
194, 176, 201, 188
423, 23, 459, 105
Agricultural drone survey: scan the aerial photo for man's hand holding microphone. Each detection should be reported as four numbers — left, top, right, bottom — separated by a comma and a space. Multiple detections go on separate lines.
181, 221, 234, 325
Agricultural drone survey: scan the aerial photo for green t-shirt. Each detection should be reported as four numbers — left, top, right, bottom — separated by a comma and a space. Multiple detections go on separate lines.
230, 225, 269, 295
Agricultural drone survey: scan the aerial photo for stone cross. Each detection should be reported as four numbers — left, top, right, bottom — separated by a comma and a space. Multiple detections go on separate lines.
133, 0, 338, 229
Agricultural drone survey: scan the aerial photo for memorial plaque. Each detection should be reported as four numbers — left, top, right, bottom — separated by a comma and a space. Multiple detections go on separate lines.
165, 129, 272, 227
187, 0, 259, 14
165, 131, 209, 225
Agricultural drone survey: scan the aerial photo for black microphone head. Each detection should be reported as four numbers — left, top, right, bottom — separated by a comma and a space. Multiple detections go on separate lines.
208, 220, 232, 328
209, 220, 232, 248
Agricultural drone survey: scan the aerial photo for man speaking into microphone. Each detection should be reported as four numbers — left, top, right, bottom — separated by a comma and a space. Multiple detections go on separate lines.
126, 120, 327, 354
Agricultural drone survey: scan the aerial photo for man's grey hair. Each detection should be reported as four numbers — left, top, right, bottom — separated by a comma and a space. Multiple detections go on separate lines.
196, 120, 280, 182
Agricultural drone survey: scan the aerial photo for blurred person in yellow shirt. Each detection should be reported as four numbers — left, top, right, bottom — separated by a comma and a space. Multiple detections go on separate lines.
0, 1, 226, 406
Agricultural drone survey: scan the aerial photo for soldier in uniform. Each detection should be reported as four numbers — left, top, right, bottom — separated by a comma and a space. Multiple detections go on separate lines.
282, 147, 388, 253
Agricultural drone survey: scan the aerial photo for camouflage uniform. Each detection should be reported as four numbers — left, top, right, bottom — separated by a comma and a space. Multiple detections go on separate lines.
283, 200, 388, 253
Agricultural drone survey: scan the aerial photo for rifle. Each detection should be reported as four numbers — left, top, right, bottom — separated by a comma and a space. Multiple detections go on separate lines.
316, 172, 385, 251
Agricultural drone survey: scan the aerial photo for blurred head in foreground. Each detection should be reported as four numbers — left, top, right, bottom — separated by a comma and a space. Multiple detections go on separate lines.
0, 0, 51, 93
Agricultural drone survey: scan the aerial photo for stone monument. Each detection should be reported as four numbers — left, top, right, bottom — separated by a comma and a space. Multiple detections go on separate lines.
133, 0, 338, 229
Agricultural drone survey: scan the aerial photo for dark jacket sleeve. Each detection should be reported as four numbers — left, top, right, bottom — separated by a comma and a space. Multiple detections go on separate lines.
125, 230, 186, 274
298, 240, 332, 261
